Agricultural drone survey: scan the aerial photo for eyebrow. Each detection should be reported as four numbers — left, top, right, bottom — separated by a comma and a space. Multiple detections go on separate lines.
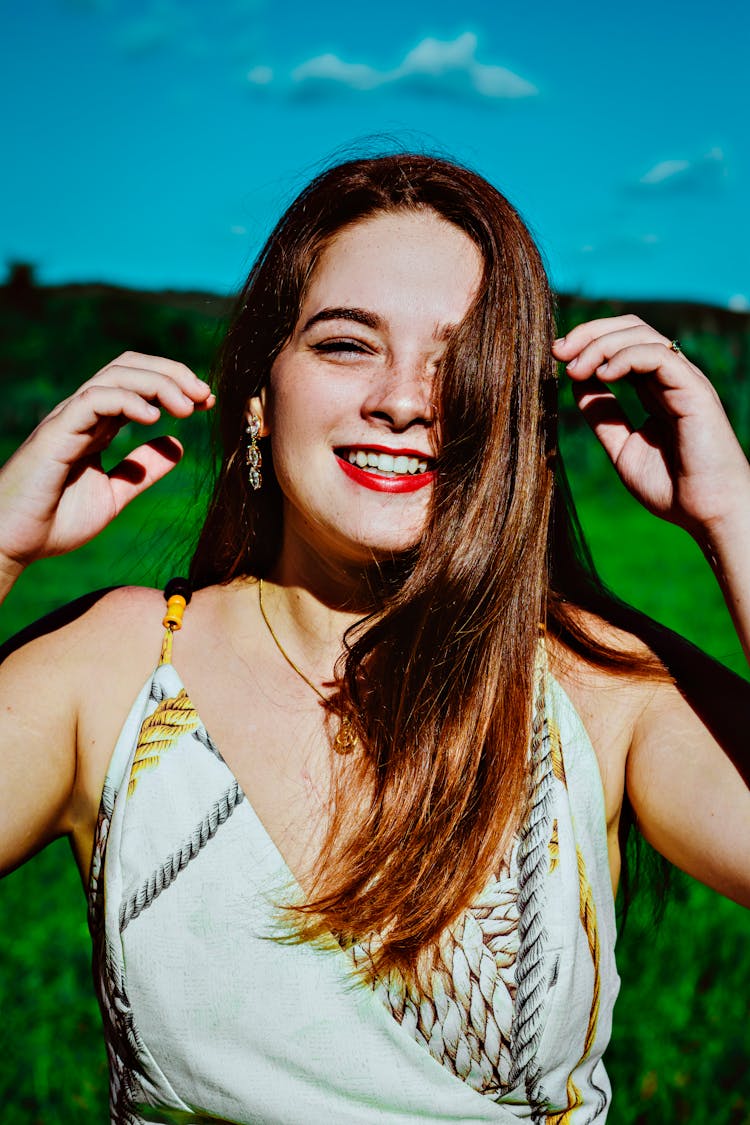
301, 307, 382, 332
301, 305, 459, 340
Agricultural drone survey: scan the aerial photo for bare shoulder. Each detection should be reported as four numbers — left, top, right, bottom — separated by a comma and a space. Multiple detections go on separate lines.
1, 583, 168, 759
0, 587, 164, 717
545, 602, 745, 760
0, 584, 170, 876
69, 587, 167, 811
2, 583, 162, 662
546, 609, 663, 837
1, 581, 240, 878
548, 605, 750, 903
548, 608, 659, 739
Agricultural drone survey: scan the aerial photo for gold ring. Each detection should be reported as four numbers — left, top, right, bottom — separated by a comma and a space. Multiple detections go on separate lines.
669, 339, 682, 354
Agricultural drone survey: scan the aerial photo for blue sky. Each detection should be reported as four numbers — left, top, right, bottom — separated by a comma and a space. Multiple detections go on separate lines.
2, 0, 747, 307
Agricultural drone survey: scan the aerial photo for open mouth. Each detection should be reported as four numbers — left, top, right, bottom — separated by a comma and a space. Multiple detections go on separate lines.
334, 446, 436, 493
339, 448, 432, 475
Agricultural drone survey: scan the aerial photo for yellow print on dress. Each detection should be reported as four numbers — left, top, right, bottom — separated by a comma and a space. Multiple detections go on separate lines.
128, 690, 200, 798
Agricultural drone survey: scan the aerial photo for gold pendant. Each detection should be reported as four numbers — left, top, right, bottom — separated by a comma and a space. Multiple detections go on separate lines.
333, 714, 359, 754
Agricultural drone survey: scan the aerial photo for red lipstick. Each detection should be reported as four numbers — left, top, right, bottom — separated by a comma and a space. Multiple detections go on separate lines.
336, 456, 435, 493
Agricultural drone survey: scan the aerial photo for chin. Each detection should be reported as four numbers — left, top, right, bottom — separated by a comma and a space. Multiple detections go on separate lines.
349, 540, 418, 566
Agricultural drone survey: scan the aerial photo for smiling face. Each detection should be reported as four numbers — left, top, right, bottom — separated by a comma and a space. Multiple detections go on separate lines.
253, 208, 484, 576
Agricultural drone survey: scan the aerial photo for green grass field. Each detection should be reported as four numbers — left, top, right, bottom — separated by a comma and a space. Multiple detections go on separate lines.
1, 283, 748, 1123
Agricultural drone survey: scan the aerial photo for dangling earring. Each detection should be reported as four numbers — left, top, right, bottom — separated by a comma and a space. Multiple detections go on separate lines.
245, 414, 262, 491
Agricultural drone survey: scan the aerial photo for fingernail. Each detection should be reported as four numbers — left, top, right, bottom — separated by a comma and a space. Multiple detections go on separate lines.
553, 336, 566, 346
596, 362, 608, 373
567, 357, 578, 370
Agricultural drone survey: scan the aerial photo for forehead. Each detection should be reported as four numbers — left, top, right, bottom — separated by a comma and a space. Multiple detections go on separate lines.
300, 210, 484, 328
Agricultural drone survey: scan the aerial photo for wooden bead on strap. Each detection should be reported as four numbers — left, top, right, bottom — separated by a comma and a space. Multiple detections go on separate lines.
162, 577, 193, 631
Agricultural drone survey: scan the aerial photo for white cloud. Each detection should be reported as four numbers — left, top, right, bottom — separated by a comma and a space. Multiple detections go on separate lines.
252, 33, 537, 100
638, 147, 727, 193
728, 294, 749, 313
640, 159, 691, 186
393, 33, 536, 98
291, 55, 383, 91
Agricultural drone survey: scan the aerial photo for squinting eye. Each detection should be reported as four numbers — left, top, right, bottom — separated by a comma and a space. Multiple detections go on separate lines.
312, 340, 370, 355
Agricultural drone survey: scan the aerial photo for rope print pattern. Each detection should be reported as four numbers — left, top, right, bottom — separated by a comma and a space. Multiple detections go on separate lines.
545, 846, 607, 1125
354, 855, 521, 1095
89, 775, 149, 1123
507, 684, 554, 1112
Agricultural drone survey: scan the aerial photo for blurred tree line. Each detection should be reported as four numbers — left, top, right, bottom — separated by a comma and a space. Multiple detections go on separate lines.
0, 264, 225, 449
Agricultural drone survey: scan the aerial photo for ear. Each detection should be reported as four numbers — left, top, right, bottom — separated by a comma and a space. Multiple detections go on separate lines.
245, 387, 270, 436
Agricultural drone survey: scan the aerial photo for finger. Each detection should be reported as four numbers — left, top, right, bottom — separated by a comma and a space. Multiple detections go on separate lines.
81, 366, 208, 418
47, 385, 163, 435
94, 352, 213, 403
107, 436, 184, 514
553, 314, 647, 360
591, 343, 702, 397
572, 378, 634, 465
561, 326, 670, 379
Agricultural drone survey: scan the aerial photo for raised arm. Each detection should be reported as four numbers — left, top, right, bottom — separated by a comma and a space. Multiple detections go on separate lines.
0, 353, 213, 874
553, 317, 750, 904
554, 316, 750, 662
0, 352, 214, 596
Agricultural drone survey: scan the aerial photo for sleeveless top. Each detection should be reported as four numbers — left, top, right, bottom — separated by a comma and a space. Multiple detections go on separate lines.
87, 611, 620, 1125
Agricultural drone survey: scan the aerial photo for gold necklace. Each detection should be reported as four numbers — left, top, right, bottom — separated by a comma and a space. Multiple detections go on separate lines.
257, 579, 359, 754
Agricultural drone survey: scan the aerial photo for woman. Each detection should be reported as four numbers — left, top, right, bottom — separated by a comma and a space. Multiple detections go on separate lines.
0, 154, 748, 1123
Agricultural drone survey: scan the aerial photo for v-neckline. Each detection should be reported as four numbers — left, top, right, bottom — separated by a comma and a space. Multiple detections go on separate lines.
150, 660, 539, 915
152, 660, 329, 902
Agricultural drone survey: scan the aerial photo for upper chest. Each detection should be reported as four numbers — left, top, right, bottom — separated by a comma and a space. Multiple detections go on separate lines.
76, 605, 340, 886
76, 601, 641, 890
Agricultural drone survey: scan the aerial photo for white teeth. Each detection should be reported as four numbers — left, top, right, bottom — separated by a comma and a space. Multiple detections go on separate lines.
344, 449, 431, 475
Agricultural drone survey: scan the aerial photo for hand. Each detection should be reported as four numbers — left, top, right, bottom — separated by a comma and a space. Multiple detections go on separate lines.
0, 352, 215, 578
553, 315, 750, 539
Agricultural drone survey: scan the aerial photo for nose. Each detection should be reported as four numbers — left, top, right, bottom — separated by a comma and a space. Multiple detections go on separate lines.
362, 357, 435, 433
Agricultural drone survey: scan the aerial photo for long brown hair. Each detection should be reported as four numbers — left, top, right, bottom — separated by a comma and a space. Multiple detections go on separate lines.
191, 153, 656, 975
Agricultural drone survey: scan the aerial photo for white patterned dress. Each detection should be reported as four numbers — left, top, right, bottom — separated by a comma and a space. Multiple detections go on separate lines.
88, 624, 620, 1124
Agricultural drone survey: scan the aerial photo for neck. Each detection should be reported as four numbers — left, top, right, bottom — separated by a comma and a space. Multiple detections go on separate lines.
261, 576, 363, 672
260, 546, 382, 677
229, 515, 411, 682
277, 521, 396, 606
